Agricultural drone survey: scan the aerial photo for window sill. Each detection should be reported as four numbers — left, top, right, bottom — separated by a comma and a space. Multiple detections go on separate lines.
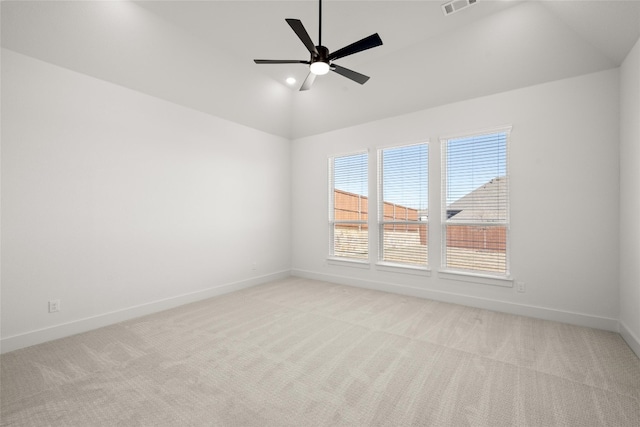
376, 262, 431, 276
327, 257, 371, 269
438, 269, 513, 288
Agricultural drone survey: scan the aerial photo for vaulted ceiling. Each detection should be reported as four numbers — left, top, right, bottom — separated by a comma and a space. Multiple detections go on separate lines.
2, 1, 639, 139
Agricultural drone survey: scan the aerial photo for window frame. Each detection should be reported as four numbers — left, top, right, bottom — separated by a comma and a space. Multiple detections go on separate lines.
440, 126, 512, 282
328, 151, 370, 263
377, 142, 430, 269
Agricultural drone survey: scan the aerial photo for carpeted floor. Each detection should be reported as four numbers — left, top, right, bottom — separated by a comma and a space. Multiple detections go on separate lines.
1, 277, 639, 426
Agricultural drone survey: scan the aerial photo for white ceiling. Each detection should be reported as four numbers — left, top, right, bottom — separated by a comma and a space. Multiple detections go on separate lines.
2, 1, 639, 139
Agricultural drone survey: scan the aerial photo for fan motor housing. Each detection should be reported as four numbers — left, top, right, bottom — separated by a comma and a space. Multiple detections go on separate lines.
312, 45, 330, 64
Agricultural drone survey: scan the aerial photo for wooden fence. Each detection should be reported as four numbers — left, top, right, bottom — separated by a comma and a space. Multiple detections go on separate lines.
334, 190, 505, 252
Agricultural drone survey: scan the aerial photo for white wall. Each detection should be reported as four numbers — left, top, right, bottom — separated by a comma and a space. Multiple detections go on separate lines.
1, 49, 291, 352
292, 69, 620, 330
1, 1, 294, 138
619, 37, 640, 356
0, 44, 631, 353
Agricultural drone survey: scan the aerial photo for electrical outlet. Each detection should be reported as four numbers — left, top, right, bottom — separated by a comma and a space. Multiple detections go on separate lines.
48, 299, 60, 313
516, 281, 526, 293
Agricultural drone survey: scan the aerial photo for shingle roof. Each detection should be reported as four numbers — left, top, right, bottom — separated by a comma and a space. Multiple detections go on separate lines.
447, 176, 508, 222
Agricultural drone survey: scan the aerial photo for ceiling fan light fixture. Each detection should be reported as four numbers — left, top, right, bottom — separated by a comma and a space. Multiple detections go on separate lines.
309, 61, 330, 75
253, 0, 383, 90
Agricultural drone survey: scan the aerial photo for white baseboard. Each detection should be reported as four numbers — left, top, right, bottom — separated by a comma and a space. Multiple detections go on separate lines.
0, 270, 291, 354
291, 268, 620, 332
619, 320, 640, 359
4, 269, 629, 356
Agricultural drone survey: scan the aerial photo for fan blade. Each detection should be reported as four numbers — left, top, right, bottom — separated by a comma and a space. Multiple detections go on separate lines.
254, 60, 310, 64
331, 64, 370, 85
328, 33, 383, 61
286, 19, 318, 55
300, 72, 317, 91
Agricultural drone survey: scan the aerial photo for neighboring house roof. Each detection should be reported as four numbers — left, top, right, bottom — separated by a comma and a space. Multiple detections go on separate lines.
447, 176, 507, 222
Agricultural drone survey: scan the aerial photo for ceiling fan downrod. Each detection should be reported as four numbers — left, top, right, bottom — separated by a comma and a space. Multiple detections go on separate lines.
318, 0, 322, 47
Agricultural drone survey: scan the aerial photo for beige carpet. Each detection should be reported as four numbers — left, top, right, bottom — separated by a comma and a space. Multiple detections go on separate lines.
1, 277, 639, 426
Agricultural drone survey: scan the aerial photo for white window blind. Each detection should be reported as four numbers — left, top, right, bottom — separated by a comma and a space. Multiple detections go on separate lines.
442, 128, 510, 275
329, 152, 369, 260
378, 143, 428, 266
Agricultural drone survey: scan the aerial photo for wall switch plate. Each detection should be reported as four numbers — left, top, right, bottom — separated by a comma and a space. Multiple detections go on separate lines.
48, 299, 60, 313
516, 281, 526, 293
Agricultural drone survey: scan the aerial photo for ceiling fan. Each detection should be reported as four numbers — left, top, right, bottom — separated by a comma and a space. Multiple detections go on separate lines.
254, 0, 383, 91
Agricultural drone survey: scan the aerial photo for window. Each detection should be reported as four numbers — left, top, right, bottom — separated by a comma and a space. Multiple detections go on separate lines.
329, 152, 368, 260
441, 128, 510, 276
378, 143, 429, 266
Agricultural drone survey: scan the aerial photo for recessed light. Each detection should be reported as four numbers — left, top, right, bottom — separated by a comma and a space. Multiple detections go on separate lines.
286, 77, 296, 85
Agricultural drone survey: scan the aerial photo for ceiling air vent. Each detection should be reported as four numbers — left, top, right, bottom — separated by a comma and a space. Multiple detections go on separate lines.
442, 0, 478, 16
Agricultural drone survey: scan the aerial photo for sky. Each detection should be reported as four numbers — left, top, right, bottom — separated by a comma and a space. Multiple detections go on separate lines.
445, 132, 507, 205
333, 152, 369, 197
381, 143, 428, 210
333, 131, 507, 210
